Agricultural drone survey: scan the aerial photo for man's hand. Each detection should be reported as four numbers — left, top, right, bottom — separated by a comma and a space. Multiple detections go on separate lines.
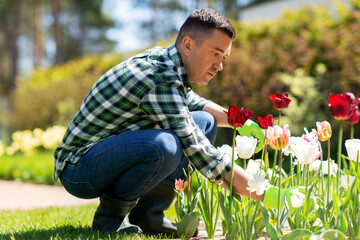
237, 119, 265, 153
263, 186, 313, 214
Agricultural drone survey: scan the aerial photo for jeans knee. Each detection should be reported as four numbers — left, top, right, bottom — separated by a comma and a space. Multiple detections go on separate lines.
153, 131, 182, 170
191, 111, 218, 144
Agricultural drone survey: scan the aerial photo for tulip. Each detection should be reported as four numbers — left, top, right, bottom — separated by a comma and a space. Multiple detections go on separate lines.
217, 144, 238, 161
312, 121, 332, 141
346, 110, 360, 125
235, 135, 257, 159
309, 159, 338, 176
257, 114, 274, 129
266, 124, 291, 150
175, 178, 187, 193
269, 92, 291, 110
340, 174, 355, 190
345, 139, 360, 162
326, 92, 356, 120
292, 139, 322, 165
266, 124, 291, 229
223, 105, 253, 128
246, 172, 269, 195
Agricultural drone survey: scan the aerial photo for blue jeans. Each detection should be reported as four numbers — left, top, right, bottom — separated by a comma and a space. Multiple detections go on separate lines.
60, 111, 217, 201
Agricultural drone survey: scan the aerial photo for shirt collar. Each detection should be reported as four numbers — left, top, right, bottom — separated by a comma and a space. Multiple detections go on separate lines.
167, 44, 192, 92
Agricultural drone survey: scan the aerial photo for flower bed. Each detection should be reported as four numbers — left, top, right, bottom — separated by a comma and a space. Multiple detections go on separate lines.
174, 92, 359, 240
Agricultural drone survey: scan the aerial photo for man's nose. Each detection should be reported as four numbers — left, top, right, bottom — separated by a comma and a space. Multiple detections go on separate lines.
213, 60, 223, 71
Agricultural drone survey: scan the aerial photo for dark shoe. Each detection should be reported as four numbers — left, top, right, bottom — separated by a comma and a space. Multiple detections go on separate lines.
129, 180, 178, 237
92, 194, 142, 234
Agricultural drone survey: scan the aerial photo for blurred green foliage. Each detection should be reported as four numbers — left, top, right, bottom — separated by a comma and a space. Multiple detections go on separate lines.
8, 3, 360, 144
0, 151, 55, 184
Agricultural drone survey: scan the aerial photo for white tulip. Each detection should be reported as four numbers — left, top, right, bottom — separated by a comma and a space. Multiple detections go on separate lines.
309, 159, 338, 176
340, 174, 355, 190
345, 139, 360, 162
217, 144, 238, 161
235, 135, 257, 159
246, 159, 273, 177
283, 136, 304, 156
289, 188, 305, 208
246, 173, 269, 196
292, 139, 321, 165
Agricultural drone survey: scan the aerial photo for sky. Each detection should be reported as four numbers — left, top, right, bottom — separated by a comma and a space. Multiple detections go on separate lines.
101, 0, 152, 52
101, 0, 191, 53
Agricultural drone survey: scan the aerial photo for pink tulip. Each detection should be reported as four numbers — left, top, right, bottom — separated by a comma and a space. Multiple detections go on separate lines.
266, 124, 291, 150
175, 179, 187, 193
313, 121, 332, 141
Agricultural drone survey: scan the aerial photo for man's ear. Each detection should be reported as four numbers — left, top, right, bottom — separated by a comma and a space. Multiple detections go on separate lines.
182, 36, 193, 56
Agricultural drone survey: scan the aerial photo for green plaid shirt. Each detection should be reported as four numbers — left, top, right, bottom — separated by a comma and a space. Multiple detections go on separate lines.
53, 44, 231, 182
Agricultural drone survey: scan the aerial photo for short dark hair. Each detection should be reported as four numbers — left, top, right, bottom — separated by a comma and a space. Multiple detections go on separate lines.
175, 8, 236, 46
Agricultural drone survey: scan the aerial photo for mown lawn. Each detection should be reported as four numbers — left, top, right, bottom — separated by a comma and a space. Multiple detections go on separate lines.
0, 152, 179, 239
0, 204, 178, 240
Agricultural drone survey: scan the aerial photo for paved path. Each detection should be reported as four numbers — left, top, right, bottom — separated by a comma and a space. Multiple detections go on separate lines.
0, 180, 98, 210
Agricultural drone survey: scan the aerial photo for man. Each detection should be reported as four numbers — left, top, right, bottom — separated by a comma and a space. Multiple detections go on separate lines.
54, 8, 300, 237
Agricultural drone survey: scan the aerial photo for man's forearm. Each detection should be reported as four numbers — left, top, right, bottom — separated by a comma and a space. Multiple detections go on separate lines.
203, 102, 231, 128
217, 165, 264, 201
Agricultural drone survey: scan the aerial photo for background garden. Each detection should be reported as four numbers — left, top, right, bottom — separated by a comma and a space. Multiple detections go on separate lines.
0, 0, 359, 239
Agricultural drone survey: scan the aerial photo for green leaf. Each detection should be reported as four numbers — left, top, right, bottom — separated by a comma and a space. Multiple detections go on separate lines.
225, 222, 239, 240
218, 191, 232, 230
317, 207, 325, 223
279, 196, 290, 229
319, 229, 347, 240
190, 185, 201, 212
177, 211, 201, 239
260, 202, 279, 240
339, 214, 348, 233
282, 229, 313, 240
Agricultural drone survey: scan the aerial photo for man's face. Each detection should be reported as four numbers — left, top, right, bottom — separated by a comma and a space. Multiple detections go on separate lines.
183, 29, 232, 85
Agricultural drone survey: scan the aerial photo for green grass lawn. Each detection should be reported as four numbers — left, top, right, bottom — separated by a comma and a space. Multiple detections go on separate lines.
0, 152, 180, 239
0, 204, 178, 240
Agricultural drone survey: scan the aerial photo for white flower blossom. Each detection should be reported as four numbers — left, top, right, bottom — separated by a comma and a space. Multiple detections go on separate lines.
235, 135, 257, 159
246, 173, 269, 196
302, 128, 319, 143
283, 136, 304, 156
345, 139, 360, 162
340, 174, 355, 190
292, 139, 321, 165
246, 159, 273, 177
217, 144, 238, 161
289, 188, 305, 208
308, 159, 338, 176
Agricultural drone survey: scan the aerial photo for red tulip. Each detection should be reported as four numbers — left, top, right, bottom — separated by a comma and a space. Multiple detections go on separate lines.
346, 109, 360, 125
257, 114, 274, 129
269, 92, 291, 110
223, 105, 253, 128
327, 92, 357, 120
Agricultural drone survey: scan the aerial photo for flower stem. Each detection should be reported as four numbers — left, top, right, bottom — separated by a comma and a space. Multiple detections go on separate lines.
304, 164, 310, 227
336, 120, 343, 230
327, 139, 331, 211
278, 111, 281, 125
229, 128, 237, 218
336, 120, 343, 195
277, 149, 283, 230
350, 124, 354, 139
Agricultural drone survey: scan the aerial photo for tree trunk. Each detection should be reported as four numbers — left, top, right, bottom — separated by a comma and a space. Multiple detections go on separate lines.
34, 0, 45, 68
51, 0, 62, 65
9, 0, 21, 91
